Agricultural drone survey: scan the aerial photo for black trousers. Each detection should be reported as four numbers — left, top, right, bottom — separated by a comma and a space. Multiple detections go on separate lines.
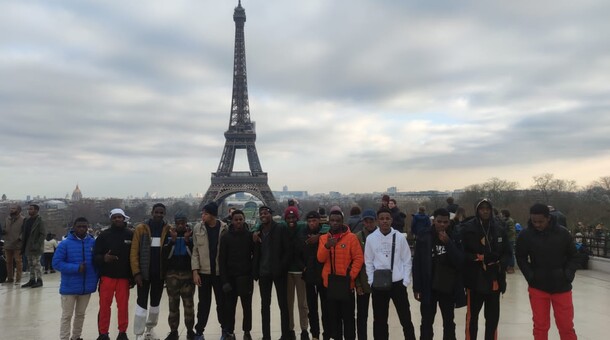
305, 282, 330, 339
465, 289, 500, 340
259, 275, 290, 339
195, 274, 224, 334
137, 277, 164, 308
371, 282, 416, 340
224, 277, 253, 334
356, 292, 371, 340
420, 290, 456, 340
327, 291, 356, 340
43, 253, 54, 271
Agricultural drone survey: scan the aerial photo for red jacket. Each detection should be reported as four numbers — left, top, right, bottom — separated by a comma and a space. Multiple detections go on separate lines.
317, 227, 363, 289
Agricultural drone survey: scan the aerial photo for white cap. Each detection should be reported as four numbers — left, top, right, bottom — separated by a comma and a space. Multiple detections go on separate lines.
109, 208, 130, 221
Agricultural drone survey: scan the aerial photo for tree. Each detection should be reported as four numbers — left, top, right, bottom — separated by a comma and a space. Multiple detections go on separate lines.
531, 173, 577, 203
462, 178, 518, 210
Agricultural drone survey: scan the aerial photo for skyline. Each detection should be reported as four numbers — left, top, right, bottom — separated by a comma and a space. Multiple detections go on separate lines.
2, 1, 609, 199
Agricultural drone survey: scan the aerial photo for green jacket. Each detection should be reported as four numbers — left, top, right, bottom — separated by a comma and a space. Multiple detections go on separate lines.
23, 215, 45, 255
505, 217, 516, 242
354, 227, 376, 293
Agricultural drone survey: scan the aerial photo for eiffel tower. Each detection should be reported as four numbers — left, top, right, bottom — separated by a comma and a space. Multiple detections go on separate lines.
202, 1, 278, 210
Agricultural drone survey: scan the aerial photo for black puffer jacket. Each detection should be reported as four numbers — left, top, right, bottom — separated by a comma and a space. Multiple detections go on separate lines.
252, 221, 291, 279
516, 216, 578, 293
461, 199, 511, 294
94, 225, 133, 279
219, 225, 254, 284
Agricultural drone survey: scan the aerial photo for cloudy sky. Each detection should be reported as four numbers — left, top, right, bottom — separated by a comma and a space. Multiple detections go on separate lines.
2, 0, 609, 199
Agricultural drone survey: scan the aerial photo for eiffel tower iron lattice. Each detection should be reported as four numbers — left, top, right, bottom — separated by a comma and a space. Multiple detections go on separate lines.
202, 1, 278, 210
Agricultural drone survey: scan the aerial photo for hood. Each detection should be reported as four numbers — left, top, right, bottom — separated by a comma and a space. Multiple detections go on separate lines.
474, 198, 493, 219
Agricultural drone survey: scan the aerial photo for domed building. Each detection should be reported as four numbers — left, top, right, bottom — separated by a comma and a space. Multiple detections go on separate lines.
71, 184, 83, 201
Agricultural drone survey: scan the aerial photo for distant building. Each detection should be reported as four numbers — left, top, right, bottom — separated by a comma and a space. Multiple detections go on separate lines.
387, 186, 398, 194
71, 184, 83, 201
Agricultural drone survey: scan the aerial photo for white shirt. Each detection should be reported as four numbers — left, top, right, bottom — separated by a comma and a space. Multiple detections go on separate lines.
364, 228, 412, 287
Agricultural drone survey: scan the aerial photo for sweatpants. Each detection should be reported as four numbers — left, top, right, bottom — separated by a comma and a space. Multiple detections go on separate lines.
465, 289, 500, 340
60, 294, 91, 340
98, 276, 130, 334
528, 287, 577, 340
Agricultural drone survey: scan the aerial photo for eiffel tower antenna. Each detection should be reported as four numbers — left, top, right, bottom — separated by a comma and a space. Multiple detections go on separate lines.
202, 1, 278, 210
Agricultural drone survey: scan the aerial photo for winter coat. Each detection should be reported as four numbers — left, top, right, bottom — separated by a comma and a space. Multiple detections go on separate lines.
53, 231, 98, 295
411, 213, 431, 236
3, 215, 24, 250
461, 199, 512, 294
191, 220, 228, 275
516, 216, 579, 293
130, 221, 171, 280
317, 226, 363, 289
219, 225, 254, 284
22, 215, 45, 255
93, 225, 133, 279
413, 226, 465, 307
252, 221, 291, 280
162, 229, 193, 274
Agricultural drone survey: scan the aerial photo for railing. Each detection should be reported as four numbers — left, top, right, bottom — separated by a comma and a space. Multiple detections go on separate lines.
577, 235, 609, 258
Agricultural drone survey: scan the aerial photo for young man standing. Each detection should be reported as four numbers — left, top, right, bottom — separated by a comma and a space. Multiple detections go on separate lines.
192, 202, 229, 340
94, 208, 133, 340
252, 206, 291, 340
162, 213, 195, 340
219, 209, 254, 340
461, 199, 511, 340
365, 207, 416, 340
53, 217, 98, 340
131, 203, 171, 340
302, 211, 329, 340
21, 204, 45, 288
516, 203, 579, 340
317, 209, 363, 340
284, 206, 310, 340
354, 208, 377, 340
413, 208, 465, 340
3, 204, 24, 284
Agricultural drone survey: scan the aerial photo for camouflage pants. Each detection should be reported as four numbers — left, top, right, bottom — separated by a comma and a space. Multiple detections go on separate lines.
165, 270, 196, 331
27, 254, 43, 281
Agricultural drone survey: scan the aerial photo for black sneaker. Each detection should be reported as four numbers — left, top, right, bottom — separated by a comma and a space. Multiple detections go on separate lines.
117, 332, 129, 340
21, 280, 35, 288
186, 330, 195, 340
164, 330, 179, 340
97, 334, 111, 340
31, 279, 43, 288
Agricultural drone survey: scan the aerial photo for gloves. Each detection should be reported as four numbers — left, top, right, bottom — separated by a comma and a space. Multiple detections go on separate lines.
222, 283, 232, 293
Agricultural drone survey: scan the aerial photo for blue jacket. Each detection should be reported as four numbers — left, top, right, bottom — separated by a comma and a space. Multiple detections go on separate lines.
53, 231, 98, 295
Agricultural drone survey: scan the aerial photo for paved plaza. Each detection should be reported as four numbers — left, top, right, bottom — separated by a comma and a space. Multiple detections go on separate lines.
1, 268, 609, 339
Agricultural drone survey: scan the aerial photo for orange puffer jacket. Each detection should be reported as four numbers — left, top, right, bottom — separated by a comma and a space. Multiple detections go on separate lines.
317, 228, 363, 289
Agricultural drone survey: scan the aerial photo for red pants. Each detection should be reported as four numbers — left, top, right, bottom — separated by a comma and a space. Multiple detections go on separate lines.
528, 287, 577, 340
98, 276, 130, 334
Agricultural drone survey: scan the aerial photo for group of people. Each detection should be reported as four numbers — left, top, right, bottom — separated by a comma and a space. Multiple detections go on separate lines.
3, 197, 581, 340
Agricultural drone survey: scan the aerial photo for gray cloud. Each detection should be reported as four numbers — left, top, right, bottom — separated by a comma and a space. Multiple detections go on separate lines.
1, 0, 609, 198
